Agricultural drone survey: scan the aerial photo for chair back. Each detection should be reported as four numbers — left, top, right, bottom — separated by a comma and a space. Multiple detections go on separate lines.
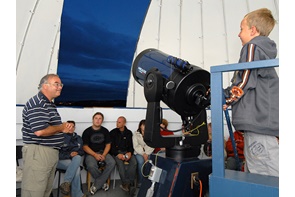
16, 145, 23, 166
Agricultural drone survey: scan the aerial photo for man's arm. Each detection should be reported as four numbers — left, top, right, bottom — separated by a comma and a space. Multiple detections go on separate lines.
83, 145, 97, 157
34, 122, 72, 136
102, 143, 111, 157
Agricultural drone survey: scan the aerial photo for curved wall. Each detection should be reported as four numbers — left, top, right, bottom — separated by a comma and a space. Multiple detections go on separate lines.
126, 0, 279, 108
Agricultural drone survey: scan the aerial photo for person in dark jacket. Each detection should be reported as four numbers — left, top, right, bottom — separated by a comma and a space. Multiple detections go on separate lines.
110, 116, 137, 193
223, 8, 279, 177
57, 120, 86, 197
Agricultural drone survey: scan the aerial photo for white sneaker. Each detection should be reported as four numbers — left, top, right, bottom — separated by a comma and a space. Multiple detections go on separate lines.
102, 183, 109, 191
90, 183, 97, 195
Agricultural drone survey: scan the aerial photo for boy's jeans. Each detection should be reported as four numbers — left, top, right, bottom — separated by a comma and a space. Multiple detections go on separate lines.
57, 155, 84, 197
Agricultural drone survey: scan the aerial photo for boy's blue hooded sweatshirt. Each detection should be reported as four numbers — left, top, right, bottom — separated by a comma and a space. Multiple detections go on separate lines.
59, 132, 84, 159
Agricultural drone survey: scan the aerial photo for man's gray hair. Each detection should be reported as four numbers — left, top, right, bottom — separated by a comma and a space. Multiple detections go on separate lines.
38, 74, 59, 90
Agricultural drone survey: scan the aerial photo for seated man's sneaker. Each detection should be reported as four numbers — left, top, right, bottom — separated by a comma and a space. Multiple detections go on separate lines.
102, 183, 109, 191
120, 183, 130, 192
89, 183, 98, 195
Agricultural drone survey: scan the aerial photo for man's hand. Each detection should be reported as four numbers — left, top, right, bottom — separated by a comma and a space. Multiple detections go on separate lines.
223, 104, 228, 111
117, 153, 125, 161
94, 153, 105, 161
125, 152, 132, 161
143, 153, 149, 162
70, 151, 78, 158
62, 122, 74, 133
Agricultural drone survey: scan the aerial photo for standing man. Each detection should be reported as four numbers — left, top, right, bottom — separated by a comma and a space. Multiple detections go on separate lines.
82, 112, 116, 195
21, 74, 73, 197
110, 116, 137, 193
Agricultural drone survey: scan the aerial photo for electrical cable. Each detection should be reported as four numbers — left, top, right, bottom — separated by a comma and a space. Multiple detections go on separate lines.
198, 179, 202, 197
158, 110, 204, 133
193, 176, 203, 197
182, 121, 206, 137
146, 182, 155, 197
141, 160, 151, 178
155, 149, 165, 166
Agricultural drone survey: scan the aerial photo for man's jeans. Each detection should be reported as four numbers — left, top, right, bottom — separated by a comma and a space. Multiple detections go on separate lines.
85, 153, 116, 189
57, 155, 83, 197
114, 155, 137, 185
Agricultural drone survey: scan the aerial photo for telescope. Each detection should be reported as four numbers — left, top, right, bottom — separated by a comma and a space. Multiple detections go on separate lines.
132, 48, 211, 159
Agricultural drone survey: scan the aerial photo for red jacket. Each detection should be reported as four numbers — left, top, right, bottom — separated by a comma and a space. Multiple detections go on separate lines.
225, 131, 245, 159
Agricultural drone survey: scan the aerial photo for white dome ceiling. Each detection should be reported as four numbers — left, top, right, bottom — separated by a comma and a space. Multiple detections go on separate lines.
126, 0, 279, 108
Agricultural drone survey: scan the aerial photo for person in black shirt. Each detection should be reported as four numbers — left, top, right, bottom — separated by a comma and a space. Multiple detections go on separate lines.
82, 112, 115, 195
110, 116, 137, 193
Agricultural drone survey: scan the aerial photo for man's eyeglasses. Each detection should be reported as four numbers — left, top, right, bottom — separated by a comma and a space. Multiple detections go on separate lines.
46, 83, 64, 88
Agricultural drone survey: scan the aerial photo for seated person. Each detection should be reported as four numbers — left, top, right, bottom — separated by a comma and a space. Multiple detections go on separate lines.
110, 116, 137, 193
57, 120, 86, 197
225, 130, 245, 171
203, 122, 213, 157
132, 119, 154, 187
82, 112, 116, 195
203, 122, 227, 158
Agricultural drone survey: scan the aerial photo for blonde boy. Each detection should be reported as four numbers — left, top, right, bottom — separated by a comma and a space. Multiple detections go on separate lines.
223, 8, 279, 177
